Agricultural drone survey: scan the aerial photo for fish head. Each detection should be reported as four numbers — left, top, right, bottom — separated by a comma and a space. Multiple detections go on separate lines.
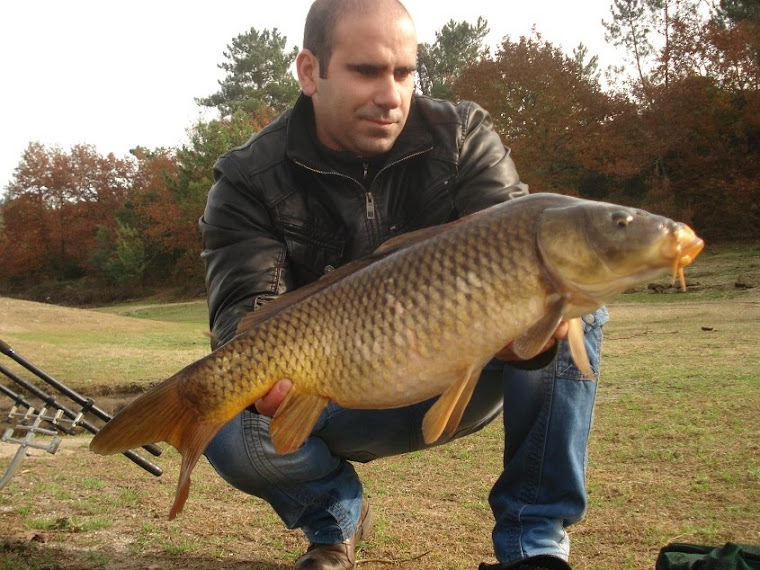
536, 199, 704, 310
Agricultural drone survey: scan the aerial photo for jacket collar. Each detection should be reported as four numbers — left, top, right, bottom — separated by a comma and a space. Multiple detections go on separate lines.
286, 94, 434, 174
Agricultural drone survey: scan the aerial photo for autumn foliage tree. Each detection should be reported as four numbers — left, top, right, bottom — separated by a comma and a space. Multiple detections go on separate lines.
1, 143, 134, 284
0, 28, 290, 298
115, 110, 274, 287
453, 33, 621, 198
600, 0, 760, 237
2, 14, 758, 300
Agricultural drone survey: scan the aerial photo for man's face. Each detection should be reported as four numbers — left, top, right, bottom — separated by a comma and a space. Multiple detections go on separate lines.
303, 10, 417, 157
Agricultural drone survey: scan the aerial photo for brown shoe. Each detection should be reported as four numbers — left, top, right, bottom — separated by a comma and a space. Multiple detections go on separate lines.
294, 498, 375, 570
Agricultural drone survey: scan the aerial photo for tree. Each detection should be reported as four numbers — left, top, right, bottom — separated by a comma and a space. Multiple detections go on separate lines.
165, 109, 275, 281
91, 221, 147, 289
705, 1, 760, 91
604, 0, 708, 97
599, 0, 760, 237
453, 34, 619, 197
603, 0, 662, 98
0, 143, 134, 282
573, 43, 601, 84
196, 27, 300, 118
417, 17, 490, 99
715, 0, 760, 25
121, 147, 181, 282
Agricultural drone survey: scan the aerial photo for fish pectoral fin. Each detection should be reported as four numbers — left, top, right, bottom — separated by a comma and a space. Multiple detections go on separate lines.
422, 366, 481, 445
512, 296, 566, 360
269, 387, 329, 454
567, 317, 594, 379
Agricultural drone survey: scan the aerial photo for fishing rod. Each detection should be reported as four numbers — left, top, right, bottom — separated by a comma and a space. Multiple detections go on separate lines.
1, 381, 33, 411
1, 380, 67, 432
1, 363, 81, 435
0, 338, 162, 457
0, 361, 163, 477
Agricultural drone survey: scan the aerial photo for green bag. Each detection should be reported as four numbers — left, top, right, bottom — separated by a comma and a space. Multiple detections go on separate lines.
656, 542, 760, 569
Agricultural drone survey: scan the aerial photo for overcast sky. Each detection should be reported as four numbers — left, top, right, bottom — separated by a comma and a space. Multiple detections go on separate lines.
0, 0, 624, 195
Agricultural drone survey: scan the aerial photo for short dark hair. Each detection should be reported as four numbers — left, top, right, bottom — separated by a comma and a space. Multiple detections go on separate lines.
303, 0, 410, 79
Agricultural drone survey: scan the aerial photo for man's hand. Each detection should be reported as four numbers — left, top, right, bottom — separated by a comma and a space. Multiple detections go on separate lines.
254, 379, 292, 417
494, 320, 569, 362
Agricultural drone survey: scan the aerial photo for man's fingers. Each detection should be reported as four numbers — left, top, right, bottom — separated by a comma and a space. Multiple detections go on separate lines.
554, 320, 569, 340
254, 379, 292, 417
494, 320, 569, 362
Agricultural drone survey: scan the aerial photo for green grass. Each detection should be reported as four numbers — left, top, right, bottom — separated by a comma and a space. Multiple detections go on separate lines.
94, 299, 209, 323
0, 242, 758, 569
619, 240, 760, 302
1, 300, 210, 393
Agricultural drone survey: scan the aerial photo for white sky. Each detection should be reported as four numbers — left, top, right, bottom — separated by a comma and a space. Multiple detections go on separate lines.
0, 0, 624, 195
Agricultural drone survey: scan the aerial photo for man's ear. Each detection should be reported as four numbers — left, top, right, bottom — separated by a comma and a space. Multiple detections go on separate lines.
296, 50, 319, 96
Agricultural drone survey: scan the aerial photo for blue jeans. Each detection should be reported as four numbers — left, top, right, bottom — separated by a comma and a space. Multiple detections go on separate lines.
204, 307, 607, 562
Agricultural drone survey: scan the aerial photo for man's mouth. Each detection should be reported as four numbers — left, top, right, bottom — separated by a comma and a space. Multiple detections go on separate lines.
359, 109, 403, 126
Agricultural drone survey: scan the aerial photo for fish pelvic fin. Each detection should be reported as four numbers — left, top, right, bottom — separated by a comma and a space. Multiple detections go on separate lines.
567, 317, 594, 379
269, 387, 329, 454
90, 363, 230, 520
512, 296, 566, 360
422, 366, 481, 445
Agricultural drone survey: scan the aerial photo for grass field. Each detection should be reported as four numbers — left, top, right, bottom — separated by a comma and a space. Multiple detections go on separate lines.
1, 242, 758, 569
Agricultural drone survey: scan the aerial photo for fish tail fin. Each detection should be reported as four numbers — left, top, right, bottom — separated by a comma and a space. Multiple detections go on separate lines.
90, 363, 227, 519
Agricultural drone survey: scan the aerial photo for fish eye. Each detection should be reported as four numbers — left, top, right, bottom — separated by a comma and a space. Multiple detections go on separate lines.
612, 211, 634, 228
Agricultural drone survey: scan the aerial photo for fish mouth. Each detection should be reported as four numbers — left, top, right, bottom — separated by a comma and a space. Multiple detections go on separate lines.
539, 215, 705, 309
671, 223, 705, 290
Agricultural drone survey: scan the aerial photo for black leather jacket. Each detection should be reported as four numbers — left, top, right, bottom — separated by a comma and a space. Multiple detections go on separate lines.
200, 94, 528, 347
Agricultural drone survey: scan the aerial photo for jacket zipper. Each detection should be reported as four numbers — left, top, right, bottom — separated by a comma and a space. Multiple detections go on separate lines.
363, 162, 376, 221
365, 192, 376, 220
294, 146, 432, 249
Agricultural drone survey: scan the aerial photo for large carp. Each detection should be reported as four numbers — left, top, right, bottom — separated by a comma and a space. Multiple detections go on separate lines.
90, 192, 704, 519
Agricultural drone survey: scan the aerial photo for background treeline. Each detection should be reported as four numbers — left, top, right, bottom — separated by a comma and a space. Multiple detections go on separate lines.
0, 0, 758, 303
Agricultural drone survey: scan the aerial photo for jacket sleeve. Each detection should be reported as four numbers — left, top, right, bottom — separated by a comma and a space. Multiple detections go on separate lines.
448, 101, 563, 370
451, 101, 529, 216
199, 158, 293, 349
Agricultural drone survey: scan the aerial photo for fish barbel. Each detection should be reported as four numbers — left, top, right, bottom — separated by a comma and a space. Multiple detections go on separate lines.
90, 193, 704, 519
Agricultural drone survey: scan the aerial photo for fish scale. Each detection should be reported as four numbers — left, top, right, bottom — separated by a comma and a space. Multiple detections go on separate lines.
197, 207, 533, 413
90, 192, 704, 520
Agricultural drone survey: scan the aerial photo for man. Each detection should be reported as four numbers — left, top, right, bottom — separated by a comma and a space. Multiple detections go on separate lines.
200, 0, 607, 568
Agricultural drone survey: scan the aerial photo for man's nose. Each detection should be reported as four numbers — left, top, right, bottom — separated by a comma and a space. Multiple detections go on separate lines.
374, 74, 402, 109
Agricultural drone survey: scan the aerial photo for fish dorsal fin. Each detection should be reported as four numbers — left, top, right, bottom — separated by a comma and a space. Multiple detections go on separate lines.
269, 387, 329, 454
422, 366, 481, 445
567, 317, 594, 379
374, 208, 492, 255
373, 220, 459, 254
512, 296, 567, 360
237, 256, 382, 334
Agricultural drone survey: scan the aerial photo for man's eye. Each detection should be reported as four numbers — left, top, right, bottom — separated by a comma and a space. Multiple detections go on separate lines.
354, 65, 380, 76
